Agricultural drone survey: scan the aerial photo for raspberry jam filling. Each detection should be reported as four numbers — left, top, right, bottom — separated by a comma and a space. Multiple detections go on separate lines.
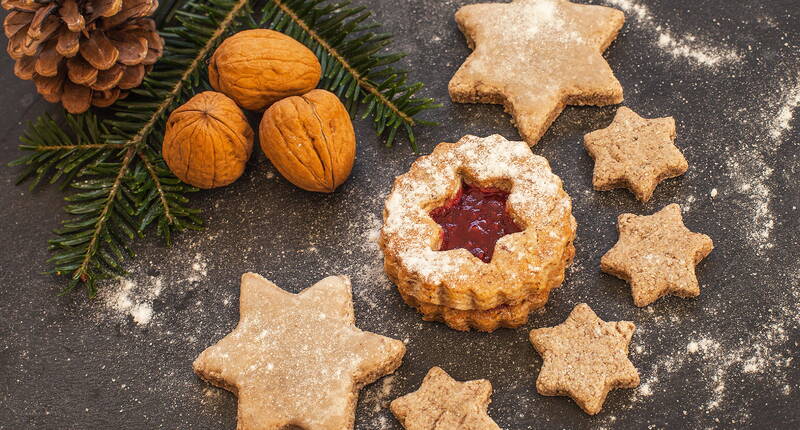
430, 181, 522, 263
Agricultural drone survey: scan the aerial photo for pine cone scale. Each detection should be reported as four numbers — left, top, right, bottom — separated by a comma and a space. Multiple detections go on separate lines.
67, 55, 98, 85
80, 31, 119, 70
6, 24, 28, 59
56, 27, 80, 57
13, 55, 36, 79
117, 63, 144, 89
33, 71, 64, 102
33, 39, 61, 76
2, 0, 39, 13
59, 0, 85, 32
87, 0, 124, 21
4, 10, 29, 38
62, 80, 92, 113
91, 63, 124, 90
111, 31, 147, 65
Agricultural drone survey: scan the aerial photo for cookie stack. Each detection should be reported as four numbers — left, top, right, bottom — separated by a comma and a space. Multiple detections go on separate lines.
379, 135, 577, 331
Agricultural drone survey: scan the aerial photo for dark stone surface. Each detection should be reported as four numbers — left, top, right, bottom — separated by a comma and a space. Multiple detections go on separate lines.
1, 1, 798, 428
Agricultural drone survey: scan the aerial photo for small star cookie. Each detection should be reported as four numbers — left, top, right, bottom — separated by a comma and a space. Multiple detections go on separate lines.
390, 367, 500, 430
193, 273, 406, 430
449, 0, 625, 145
529, 303, 639, 415
584, 107, 688, 202
601, 204, 714, 307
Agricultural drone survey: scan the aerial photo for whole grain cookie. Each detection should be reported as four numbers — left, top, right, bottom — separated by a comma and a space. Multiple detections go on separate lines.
584, 107, 688, 201
601, 203, 714, 307
390, 367, 500, 430
529, 303, 640, 415
193, 273, 406, 430
449, 0, 625, 145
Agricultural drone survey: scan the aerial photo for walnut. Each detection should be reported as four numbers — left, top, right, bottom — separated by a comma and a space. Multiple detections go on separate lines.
209, 29, 322, 110
259, 89, 356, 193
162, 91, 254, 189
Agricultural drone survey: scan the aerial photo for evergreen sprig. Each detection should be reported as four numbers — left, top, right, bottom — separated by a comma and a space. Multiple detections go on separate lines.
10, 0, 439, 296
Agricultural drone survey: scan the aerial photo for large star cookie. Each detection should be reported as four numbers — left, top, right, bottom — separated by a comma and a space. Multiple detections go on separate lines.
529, 303, 639, 415
390, 367, 500, 430
584, 107, 688, 202
193, 273, 406, 430
601, 204, 714, 306
449, 0, 625, 145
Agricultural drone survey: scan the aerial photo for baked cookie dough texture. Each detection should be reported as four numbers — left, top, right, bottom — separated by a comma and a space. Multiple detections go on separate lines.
449, 0, 625, 146
380, 135, 576, 331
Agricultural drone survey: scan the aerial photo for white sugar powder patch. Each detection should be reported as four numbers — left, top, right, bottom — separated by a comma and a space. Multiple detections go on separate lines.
93, 253, 208, 326
723, 74, 800, 256
605, 0, 740, 67
96, 276, 163, 326
769, 77, 800, 139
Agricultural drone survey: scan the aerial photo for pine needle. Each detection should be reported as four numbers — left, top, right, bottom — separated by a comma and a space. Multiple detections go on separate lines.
10, 0, 439, 296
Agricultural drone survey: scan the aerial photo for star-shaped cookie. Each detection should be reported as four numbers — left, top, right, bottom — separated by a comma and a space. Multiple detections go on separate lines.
601, 204, 714, 306
390, 367, 500, 430
449, 0, 625, 145
584, 107, 688, 201
529, 303, 639, 415
193, 273, 406, 430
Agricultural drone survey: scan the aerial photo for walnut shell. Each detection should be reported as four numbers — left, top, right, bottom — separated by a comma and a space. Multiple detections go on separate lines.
259, 89, 356, 193
209, 29, 322, 111
162, 91, 254, 189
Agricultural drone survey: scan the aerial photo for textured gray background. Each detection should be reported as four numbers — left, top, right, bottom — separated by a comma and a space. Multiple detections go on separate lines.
1, 0, 799, 428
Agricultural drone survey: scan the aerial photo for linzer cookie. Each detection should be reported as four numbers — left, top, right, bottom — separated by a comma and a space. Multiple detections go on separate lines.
584, 107, 688, 201
601, 204, 714, 307
380, 134, 576, 331
529, 303, 640, 415
449, 0, 625, 145
390, 367, 501, 430
193, 273, 406, 430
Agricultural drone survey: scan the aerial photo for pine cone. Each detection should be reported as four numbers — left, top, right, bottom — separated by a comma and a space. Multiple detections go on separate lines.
3, 0, 163, 113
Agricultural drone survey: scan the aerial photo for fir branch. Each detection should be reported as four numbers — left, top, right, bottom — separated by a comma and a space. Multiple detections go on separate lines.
11, 0, 439, 296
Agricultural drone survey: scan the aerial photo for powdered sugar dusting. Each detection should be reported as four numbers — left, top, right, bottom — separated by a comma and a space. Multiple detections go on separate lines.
507, 0, 584, 44
92, 253, 208, 326
770, 77, 800, 139
95, 277, 163, 326
606, 0, 740, 67
723, 73, 800, 256
381, 135, 573, 301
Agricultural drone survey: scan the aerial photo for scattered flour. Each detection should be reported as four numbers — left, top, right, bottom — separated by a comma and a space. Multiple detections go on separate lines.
362, 375, 397, 413
723, 73, 800, 256
93, 253, 209, 326
97, 276, 163, 326
605, 0, 740, 67
769, 77, 800, 139
630, 275, 798, 417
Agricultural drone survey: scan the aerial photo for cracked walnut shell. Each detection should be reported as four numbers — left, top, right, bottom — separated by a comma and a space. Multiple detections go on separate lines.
162, 91, 254, 189
259, 89, 356, 193
209, 29, 322, 110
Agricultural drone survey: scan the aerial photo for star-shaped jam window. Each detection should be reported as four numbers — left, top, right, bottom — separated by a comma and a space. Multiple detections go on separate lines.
529, 303, 640, 415
584, 107, 688, 202
449, 0, 625, 145
601, 203, 714, 307
193, 273, 406, 430
390, 367, 500, 430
